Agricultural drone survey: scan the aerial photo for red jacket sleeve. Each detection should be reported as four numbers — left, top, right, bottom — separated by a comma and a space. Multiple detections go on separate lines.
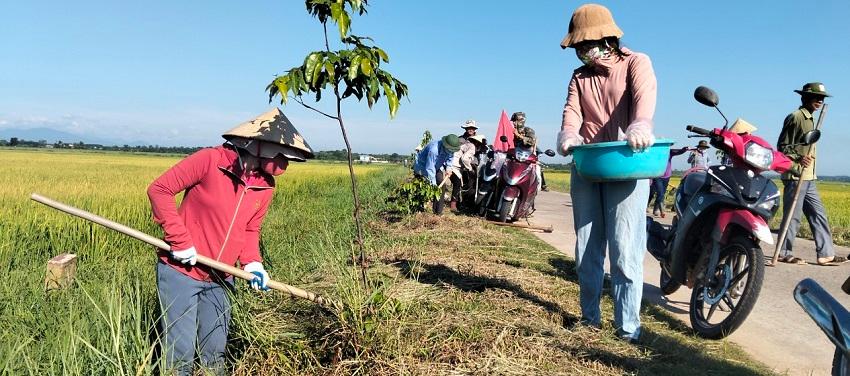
239, 194, 271, 265
147, 148, 216, 251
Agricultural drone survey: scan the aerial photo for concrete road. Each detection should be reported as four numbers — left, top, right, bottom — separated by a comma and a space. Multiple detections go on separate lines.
526, 189, 850, 376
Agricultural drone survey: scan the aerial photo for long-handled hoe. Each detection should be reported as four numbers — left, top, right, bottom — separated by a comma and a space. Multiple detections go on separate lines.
31, 193, 338, 309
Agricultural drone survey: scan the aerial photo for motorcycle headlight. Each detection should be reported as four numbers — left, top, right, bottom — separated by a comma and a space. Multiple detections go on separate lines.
515, 149, 531, 162
745, 142, 773, 170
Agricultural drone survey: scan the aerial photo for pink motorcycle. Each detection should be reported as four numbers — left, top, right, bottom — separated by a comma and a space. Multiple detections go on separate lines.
647, 86, 820, 339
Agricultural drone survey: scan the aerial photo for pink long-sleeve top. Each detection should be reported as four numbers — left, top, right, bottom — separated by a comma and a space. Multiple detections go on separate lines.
147, 145, 276, 282
561, 48, 657, 143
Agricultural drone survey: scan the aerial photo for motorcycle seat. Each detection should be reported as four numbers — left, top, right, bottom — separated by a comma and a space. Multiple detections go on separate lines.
676, 171, 707, 210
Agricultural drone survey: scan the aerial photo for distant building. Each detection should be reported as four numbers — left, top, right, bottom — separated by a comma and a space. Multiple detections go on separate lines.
358, 154, 389, 164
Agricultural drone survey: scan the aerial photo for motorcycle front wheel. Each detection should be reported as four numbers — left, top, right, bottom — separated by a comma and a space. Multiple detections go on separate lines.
498, 198, 513, 223
689, 234, 764, 339
834, 348, 850, 376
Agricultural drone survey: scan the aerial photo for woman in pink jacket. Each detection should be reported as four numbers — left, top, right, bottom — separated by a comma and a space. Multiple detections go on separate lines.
148, 108, 313, 375
556, 4, 657, 343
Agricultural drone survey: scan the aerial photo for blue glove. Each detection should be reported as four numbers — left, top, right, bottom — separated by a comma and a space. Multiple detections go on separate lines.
243, 262, 269, 291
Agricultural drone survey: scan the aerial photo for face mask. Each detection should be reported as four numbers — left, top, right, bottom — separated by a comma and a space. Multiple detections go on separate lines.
260, 156, 289, 176
576, 42, 612, 66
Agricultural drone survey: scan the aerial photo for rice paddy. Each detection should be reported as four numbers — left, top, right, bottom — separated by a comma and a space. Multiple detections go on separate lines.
0, 148, 775, 375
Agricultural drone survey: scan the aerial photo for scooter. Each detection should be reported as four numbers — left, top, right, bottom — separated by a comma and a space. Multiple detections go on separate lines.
479, 137, 555, 222
646, 86, 820, 339
794, 277, 850, 376
475, 145, 503, 216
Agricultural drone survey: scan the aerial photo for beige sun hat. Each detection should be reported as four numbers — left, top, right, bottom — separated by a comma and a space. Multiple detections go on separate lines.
222, 108, 315, 162
560, 4, 623, 49
729, 118, 758, 134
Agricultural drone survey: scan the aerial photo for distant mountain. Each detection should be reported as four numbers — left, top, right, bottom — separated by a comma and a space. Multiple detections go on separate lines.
0, 127, 153, 146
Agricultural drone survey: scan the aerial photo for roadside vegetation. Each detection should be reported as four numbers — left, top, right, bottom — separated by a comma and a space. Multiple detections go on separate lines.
1, 149, 776, 375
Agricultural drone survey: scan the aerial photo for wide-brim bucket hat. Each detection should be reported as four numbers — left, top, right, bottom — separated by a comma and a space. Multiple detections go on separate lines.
441, 134, 461, 153
222, 108, 315, 162
696, 140, 710, 149
560, 3, 623, 49
461, 120, 478, 130
794, 82, 831, 97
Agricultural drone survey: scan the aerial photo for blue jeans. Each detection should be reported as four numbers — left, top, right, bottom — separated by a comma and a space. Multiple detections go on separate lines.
570, 167, 649, 339
648, 177, 669, 213
157, 262, 233, 376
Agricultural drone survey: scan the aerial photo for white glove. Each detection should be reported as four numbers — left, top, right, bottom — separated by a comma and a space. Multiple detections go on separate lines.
170, 246, 197, 266
625, 120, 656, 151
556, 130, 583, 156
243, 262, 270, 291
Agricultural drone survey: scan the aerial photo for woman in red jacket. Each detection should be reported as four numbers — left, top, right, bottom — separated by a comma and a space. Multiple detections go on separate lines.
148, 108, 313, 375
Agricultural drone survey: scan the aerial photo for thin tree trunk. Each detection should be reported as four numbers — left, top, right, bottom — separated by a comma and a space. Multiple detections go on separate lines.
335, 96, 368, 288
325, 22, 368, 288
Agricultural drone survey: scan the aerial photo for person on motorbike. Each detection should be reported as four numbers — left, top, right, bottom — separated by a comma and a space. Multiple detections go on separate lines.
556, 3, 657, 343
460, 120, 478, 142
511, 112, 548, 191
414, 134, 461, 214
776, 82, 846, 265
511, 112, 536, 148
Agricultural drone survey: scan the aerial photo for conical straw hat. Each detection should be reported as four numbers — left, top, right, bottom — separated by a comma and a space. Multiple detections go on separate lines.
729, 118, 757, 134
222, 108, 315, 161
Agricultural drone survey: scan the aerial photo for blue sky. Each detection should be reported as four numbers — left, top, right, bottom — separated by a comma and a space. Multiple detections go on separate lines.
2, 1, 849, 174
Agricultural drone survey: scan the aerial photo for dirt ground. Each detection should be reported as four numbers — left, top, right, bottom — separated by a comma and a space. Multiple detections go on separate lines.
528, 190, 850, 376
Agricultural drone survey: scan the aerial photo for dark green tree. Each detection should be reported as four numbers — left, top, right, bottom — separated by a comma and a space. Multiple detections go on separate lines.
267, 0, 409, 286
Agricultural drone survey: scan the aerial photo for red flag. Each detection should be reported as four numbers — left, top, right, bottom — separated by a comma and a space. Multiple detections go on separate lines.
493, 110, 514, 152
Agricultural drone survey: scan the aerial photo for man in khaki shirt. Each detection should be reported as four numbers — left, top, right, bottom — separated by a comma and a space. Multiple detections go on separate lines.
776, 82, 846, 265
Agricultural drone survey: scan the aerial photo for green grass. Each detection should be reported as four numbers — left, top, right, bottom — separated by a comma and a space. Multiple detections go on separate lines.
544, 170, 571, 193
1, 149, 778, 375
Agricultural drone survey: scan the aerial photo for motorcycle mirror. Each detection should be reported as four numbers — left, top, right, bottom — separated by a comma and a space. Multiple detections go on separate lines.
544, 149, 556, 157
694, 86, 719, 107
802, 129, 821, 145
500, 135, 509, 142
695, 86, 729, 130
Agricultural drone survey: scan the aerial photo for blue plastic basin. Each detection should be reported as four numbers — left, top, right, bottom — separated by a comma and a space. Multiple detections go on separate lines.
571, 139, 675, 182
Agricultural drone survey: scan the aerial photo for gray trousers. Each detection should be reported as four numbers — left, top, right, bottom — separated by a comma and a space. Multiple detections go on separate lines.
156, 262, 233, 376
780, 180, 835, 258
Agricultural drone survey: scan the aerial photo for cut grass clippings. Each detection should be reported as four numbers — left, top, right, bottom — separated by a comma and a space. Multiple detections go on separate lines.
354, 213, 775, 376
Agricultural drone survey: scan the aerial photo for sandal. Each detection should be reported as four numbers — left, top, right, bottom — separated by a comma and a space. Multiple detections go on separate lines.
817, 255, 849, 266
779, 255, 807, 265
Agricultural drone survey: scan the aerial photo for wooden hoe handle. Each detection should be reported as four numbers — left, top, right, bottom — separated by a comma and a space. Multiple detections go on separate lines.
30, 193, 335, 308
